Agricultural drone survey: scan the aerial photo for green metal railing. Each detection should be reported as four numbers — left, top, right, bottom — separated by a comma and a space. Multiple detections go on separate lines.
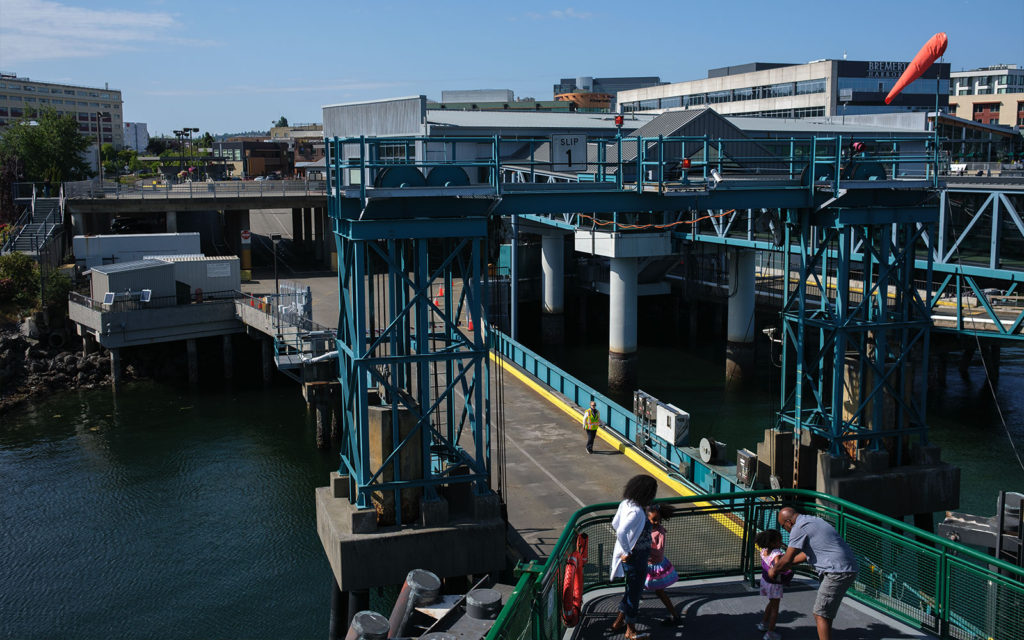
486, 489, 1024, 640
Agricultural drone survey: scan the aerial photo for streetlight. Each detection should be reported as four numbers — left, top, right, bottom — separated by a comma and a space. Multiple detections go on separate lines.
187, 127, 199, 178
95, 111, 110, 189
173, 129, 185, 177
271, 233, 281, 334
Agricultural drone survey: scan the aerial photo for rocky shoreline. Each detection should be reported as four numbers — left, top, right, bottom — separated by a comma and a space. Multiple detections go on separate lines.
0, 329, 130, 415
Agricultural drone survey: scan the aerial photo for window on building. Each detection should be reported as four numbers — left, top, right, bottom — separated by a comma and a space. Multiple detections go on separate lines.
684, 94, 706, 107
621, 102, 638, 112
795, 79, 826, 95
732, 87, 753, 101
708, 90, 730, 104
0, 108, 8, 117
51, 88, 60, 94
23, 85, 34, 92
25, 97, 35, 102
65, 89, 74, 95
101, 93, 109, 99
10, 108, 23, 117
661, 96, 682, 109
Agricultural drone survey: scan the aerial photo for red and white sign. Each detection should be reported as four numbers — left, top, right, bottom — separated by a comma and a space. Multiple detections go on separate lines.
240, 229, 252, 244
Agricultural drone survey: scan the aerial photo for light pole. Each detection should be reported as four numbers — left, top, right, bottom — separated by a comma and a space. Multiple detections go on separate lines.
271, 233, 281, 334
173, 129, 185, 177
186, 127, 199, 178
95, 111, 110, 189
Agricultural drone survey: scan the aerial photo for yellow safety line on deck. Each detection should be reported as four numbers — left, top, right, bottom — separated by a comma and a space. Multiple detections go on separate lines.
490, 352, 745, 539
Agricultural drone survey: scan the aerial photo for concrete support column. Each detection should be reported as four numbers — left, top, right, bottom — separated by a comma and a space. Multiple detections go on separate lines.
81, 331, 96, 357
315, 401, 329, 449
186, 338, 199, 388
165, 211, 177, 233
222, 335, 233, 382
313, 208, 325, 262
110, 347, 121, 393
540, 234, 565, 344
329, 576, 346, 640
262, 337, 273, 388
319, 208, 331, 268
303, 208, 313, 252
725, 248, 756, 389
608, 256, 638, 392
291, 207, 303, 244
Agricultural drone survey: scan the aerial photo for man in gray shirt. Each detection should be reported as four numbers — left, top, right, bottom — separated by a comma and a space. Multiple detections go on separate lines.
768, 507, 859, 640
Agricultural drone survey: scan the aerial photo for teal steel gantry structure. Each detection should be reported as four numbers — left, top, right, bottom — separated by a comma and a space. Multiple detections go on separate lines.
326, 132, 945, 505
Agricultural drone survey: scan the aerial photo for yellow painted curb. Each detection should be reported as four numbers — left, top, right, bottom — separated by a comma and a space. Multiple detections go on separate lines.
490, 351, 745, 538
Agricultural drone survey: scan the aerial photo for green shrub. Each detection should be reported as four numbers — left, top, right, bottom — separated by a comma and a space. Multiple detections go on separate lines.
0, 252, 40, 309
44, 270, 73, 317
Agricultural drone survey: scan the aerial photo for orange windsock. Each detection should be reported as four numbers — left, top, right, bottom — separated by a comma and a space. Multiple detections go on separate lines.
885, 32, 948, 104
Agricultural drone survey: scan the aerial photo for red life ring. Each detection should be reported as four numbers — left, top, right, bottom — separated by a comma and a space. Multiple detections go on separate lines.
560, 532, 589, 627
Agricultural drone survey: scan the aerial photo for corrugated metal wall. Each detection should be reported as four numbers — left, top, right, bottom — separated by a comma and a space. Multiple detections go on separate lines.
323, 96, 426, 138
161, 256, 241, 294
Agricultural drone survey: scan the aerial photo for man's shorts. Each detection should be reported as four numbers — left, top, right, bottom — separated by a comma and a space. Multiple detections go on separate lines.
813, 571, 857, 619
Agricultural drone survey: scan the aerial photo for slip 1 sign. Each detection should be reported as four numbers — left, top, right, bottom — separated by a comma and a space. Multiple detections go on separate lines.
551, 134, 586, 171
240, 229, 252, 245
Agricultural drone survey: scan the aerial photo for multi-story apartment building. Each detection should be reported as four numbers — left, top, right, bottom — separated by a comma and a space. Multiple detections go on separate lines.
948, 65, 1024, 128
617, 60, 949, 119
0, 72, 125, 147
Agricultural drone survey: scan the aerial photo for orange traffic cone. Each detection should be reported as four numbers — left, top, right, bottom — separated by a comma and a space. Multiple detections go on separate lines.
467, 317, 474, 331
438, 286, 445, 297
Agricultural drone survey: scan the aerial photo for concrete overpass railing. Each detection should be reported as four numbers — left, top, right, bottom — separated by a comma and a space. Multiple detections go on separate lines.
64, 179, 327, 200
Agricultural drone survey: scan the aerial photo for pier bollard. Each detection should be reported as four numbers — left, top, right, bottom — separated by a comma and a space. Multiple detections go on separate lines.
388, 569, 441, 638
344, 611, 389, 640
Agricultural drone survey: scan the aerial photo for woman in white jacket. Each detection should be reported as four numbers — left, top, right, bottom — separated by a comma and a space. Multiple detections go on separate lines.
609, 474, 659, 640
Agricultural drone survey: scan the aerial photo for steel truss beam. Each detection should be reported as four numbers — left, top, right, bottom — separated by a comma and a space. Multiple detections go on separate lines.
778, 210, 934, 471
335, 229, 490, 518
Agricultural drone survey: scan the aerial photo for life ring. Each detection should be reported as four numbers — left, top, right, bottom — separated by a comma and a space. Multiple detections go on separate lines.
560, 532, 588, 627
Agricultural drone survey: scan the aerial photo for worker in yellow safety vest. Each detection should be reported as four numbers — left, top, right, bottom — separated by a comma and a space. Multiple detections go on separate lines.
583, 400, 601, 454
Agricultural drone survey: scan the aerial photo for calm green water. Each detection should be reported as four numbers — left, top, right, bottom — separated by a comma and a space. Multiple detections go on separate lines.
0, 381, 333, 639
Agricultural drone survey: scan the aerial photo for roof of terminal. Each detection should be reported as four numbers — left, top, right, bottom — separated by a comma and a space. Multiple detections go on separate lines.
425, 110, 655, 130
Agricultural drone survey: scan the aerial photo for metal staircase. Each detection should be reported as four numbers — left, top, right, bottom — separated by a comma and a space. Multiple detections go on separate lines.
3, 197, 62, 256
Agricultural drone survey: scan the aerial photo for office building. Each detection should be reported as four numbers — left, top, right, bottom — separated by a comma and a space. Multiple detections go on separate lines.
553, 76, 663, 108
0, 72, 124, 147
948, 65, 1024, 128
123, 122, 149, 152
617, 60, 949, 119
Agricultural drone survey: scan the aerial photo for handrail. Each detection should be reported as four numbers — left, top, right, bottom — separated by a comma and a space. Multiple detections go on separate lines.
487, 488, 1024, 640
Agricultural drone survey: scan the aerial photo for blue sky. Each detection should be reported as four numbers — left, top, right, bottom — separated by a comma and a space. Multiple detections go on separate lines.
1, 0, 1022, 136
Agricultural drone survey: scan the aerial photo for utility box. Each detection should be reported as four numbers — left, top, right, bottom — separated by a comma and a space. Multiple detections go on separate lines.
655, 403, 690, 446
736, 449, 758, 487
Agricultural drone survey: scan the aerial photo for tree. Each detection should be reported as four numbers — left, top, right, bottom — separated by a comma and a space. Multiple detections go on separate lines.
0, 252, 40, 310
147, 138, 169, 155
0, 155, 23, 224
200, 131, 214, 148
274, 116, 289, 128
0, 108, 94, 186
